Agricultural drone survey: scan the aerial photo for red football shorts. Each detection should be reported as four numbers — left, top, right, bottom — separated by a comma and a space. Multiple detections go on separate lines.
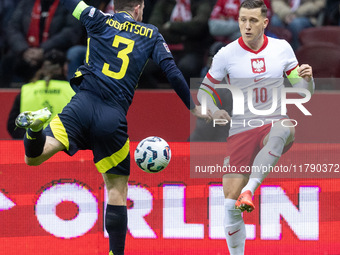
225, 123, 293, 174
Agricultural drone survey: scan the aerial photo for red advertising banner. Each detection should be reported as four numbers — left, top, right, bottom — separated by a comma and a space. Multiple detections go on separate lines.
0, 141, 340, 254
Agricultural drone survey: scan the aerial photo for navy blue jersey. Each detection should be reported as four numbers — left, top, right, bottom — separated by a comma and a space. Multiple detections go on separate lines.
45, 0, 196, 174
72, 6, 173, 112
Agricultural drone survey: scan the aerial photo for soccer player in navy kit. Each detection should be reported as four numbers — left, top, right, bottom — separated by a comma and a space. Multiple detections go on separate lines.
15, 0, 210, 254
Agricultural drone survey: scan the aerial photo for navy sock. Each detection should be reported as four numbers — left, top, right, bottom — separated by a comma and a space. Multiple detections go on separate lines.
105, 204, 127, 255
24, 129, 46, 158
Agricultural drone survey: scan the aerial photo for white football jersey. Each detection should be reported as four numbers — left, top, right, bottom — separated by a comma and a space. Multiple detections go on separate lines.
202, 35, 298, 136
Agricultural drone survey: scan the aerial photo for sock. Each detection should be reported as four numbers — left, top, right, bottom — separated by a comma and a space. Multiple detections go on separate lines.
224, 199, 246, 255
24, 129, 46, 158
241, 125, 291, 195
105, 204, 127, 255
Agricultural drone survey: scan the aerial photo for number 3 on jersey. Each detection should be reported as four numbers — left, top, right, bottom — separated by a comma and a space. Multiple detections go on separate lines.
102, 35, 135, 79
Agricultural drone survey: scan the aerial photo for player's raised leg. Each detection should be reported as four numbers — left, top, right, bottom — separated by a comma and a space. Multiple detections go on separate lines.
102, 173, 129, 255
236, 120, 295, 212
15, 108, 66, 165
223, 174, 249, 255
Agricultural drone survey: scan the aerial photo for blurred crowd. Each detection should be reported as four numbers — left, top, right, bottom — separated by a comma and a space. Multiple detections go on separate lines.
2, 0, 340, 140
0, 0, 339, 90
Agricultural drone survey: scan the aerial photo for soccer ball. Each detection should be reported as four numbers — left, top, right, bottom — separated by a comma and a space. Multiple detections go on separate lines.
134, 136, 171, 173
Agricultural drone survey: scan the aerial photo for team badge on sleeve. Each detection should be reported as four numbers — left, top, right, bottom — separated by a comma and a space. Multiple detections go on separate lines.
89, 7, 95, 17
163, 43, 171, 53
251, 58, 266, 73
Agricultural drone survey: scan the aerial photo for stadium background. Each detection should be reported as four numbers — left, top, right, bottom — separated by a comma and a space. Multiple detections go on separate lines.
0, 89, 340, 254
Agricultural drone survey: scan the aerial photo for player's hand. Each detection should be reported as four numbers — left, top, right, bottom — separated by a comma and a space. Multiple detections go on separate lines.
298, 64, 313, 82
213, 109, 231, 126
190, 105, 213, 121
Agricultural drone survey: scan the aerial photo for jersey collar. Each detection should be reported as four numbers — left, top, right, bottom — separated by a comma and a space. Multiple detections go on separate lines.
238, 34, 268, 54
117, 11, 134, 20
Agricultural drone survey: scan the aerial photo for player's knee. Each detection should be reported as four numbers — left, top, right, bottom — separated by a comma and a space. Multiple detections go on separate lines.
270, 121, 294, 142
107, 186, 128, 205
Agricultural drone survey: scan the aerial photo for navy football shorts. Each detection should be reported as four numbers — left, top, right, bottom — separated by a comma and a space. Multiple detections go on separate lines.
45, 90, 130, 175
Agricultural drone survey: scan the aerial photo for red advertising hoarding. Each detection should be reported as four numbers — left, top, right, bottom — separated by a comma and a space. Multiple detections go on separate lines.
0, 141, 340, 254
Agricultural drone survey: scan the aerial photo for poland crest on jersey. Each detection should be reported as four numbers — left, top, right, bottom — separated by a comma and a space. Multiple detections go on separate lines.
251, 58, 266, 73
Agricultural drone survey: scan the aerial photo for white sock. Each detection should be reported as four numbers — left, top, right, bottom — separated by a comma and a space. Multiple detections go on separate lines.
224, 199, 246, 255
241, 125, 291, 195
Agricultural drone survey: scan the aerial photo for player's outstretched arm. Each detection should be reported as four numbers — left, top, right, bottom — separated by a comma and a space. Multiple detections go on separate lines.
159, 58, 212, 120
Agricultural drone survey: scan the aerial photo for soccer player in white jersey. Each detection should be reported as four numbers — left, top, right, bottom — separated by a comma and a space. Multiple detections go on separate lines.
197, 0, 314, 254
